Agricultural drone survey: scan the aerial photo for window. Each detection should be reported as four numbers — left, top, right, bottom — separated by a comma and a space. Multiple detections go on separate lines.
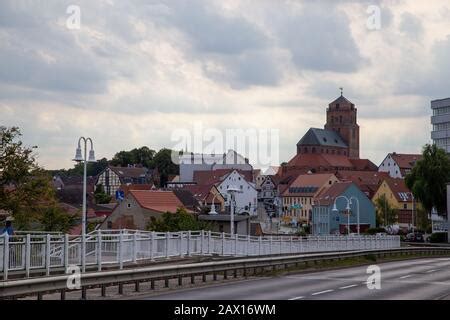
127, 203, 131, 209
107, 221, 112, 229
403, 203, 407, 209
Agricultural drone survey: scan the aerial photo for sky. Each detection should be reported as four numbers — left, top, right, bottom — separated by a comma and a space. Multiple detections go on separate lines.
1, 0, 450, 170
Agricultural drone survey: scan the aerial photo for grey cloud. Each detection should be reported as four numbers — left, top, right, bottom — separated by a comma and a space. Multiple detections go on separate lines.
270, 3, 365, 73
399, 12, 424, 39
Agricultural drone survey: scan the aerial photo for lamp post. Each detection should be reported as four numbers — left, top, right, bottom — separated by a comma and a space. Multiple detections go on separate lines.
332, 196, 351, 235
208, 192, 220, 215
73, 137, 95, 272
226, 186, 242, 235
349, 196, 360, 235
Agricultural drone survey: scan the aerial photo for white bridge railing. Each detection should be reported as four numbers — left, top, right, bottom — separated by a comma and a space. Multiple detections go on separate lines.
0, 230, 400, 280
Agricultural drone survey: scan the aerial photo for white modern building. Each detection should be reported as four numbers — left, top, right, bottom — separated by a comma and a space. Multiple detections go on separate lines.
178, 149, 253, 182
431, 97, 450, 153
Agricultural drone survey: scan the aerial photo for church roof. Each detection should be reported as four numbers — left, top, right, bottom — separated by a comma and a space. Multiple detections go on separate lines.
329, 95, 354, 106
297, 128, 348, 148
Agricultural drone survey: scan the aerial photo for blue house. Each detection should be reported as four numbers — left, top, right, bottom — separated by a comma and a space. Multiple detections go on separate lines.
312, 182, 376, 235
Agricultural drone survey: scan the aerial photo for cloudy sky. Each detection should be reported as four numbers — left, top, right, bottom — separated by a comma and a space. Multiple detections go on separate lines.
1, 0, 450, 170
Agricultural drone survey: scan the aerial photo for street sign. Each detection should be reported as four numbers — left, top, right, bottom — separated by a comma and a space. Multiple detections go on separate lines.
116, 190, 125, 201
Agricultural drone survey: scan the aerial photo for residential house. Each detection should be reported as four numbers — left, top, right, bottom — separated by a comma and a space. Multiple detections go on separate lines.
181, 184, 226, 212
100, 190, 191, 230
312, 182, 376, 235
378, 153, 422, 178
336, 170, 389, 199
372, 177, 416, 228
281, 173, 339, 225
95, 166, 154, 197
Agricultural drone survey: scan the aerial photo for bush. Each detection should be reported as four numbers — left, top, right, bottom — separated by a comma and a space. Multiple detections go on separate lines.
365, 227, 385, 235
429, 233, 448, 243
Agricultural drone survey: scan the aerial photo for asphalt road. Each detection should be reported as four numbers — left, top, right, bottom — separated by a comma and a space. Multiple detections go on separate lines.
142, 257, 450, 300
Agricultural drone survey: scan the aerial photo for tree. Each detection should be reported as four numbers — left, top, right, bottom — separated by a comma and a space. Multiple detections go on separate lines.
153, 148, 179, 187
40, 205, 78, 233
146, 208, 212, 232
405, 144, 450, 216
110, 147, 156, 168
374, 194, 397, 227
94, 184, 112, 204
0, 126, 76, 231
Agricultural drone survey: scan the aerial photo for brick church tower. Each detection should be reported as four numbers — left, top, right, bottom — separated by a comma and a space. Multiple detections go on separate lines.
324, 92, 360, 158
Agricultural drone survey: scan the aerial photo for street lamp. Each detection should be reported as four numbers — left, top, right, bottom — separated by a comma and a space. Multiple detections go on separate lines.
73, 137, 95, 272
208, 192, 220, 215
332, 196, 351, 235
226, 186, 242, 235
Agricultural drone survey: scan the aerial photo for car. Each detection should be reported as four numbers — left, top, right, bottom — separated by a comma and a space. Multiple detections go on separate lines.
405, 232, 424, 242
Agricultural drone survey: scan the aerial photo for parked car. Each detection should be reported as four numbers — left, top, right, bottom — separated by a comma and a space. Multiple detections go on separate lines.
404, 232, 424, 242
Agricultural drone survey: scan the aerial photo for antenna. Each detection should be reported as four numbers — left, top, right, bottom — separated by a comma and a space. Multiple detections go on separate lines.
339, 87, 343, 96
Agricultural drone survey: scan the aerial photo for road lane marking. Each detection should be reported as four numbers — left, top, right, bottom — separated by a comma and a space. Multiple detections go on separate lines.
289, 296, 304, 300
399, 275, 413, 279
311, 289, 334, 296
339, 284, 358, 289
426, 269, 438, 273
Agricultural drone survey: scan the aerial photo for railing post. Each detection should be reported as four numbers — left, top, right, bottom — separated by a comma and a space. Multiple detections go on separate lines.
46, 234, 51, 276
180, 232, 184, 258
64, 234, 69, 270
165, 232, 170, 259
187, 231, 191, 257
150, 231, 155, 261
119, 232, 124, 269
3, 234, 9, 280
97, 230, 102, 271
133, 233, 137, 263
234, 234, 238, 256
208, 230, 211, 255
290, 236, 293, 254
25, 234, 31, 278
221, 232, 225, 256
269, 236, 273, 255
258, 236, 262, 256
200, 230, 204, 255
247, 235, 250, 256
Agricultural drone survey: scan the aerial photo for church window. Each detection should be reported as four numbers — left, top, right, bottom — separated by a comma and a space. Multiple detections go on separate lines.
339, 115, 342, 123
336, 104, 340, 109
312, 147, 316, 153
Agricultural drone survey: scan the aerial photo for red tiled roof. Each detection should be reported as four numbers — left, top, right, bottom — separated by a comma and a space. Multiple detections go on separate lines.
193, 169, 253, 186
287, 153, 355, 168
383, 177, 413, 202
181, 184, 217, 202
282, 173, 336, 196
314, 181, 354, 205
109, 166, 149, 179
390, 153, 422, 169
120, 184, 154, 195
348, 159, 378, 171
130, 190, 188, 213
336, 170, 388, 198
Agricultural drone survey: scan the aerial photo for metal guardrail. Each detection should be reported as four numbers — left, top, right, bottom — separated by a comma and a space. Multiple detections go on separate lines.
0, 230, 400, 280
1, 247, 449, 300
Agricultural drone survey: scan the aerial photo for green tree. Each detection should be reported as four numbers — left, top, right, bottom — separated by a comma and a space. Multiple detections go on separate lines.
374, 194, 398, 227
0, 126, 76, 231
146, 208, 212, 232
153, 148, 179, 187
110, 147, 156, 168
405, 144, 450, 216
94, 184, 112, 204
40, 205, 78, 233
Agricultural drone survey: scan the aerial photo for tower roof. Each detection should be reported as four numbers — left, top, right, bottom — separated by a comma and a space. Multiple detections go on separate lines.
297, 128, 348, 148
329, 95, 354, 106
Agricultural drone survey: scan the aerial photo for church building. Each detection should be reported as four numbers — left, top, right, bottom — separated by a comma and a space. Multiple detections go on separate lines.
283, 92, 375, 174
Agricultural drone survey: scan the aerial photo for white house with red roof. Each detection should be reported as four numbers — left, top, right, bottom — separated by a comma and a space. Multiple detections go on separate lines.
378, 152, 422, 178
